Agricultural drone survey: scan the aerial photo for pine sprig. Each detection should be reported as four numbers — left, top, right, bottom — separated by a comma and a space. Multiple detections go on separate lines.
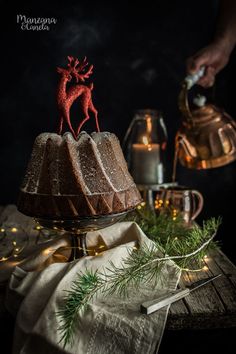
57, 211, 221, 347
57, 269, 104, 347
105, 243, 163, 296
127, 209, 220, 268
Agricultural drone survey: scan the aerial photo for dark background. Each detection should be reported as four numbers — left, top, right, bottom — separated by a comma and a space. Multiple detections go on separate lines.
1, 1, 236, 259
0, 1, 236, 353
1, 0, 236, 260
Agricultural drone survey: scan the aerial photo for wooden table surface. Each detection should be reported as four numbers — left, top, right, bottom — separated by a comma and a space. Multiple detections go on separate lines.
167, 249, 236, 330
0, 205, 236, 332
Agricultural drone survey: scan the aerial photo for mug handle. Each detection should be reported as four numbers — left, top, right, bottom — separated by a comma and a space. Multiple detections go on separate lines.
191, 190, 204, 221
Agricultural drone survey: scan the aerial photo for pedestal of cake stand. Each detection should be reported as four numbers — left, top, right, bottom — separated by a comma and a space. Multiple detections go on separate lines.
35, 210, 130, 261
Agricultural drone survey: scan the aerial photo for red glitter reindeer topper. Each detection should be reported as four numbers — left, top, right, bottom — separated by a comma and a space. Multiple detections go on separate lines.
56, 56, 100, 139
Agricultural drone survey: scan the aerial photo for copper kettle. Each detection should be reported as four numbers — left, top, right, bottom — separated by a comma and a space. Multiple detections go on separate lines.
176, 68, 236, 169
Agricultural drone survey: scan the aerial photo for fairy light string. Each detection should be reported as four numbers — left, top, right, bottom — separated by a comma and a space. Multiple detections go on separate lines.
0, 222, 108, 262
0, 210, 218, 273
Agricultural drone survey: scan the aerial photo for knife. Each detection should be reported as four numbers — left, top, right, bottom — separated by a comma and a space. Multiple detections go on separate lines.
140, 274, 221, 315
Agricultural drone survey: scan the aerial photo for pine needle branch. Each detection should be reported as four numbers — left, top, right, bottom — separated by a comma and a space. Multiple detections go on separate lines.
57, 211, 221, 347
57, 269, 105, 347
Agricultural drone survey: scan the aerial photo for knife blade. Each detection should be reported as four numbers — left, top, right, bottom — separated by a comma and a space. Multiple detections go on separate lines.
140, 274, 221, 315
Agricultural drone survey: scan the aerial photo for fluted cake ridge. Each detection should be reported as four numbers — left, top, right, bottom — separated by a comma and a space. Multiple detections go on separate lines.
18, 131, 142, 218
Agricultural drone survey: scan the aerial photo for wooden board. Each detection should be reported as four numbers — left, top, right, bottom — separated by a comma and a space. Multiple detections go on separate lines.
167, 250, 236, 330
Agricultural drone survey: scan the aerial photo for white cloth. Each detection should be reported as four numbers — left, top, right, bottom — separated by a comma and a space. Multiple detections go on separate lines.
1, 207, 181, 354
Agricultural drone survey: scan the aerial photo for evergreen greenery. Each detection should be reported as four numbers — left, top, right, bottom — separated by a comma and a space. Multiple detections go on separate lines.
58, 208, 221, 347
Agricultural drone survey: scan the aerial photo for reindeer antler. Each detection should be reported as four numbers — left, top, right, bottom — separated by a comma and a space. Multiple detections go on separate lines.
75, 56, 87, 71
80, 63, 94, 82
67, 56, 93, 83
67, 56, 79, 71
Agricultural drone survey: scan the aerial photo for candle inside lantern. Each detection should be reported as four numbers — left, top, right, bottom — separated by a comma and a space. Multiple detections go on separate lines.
130, 136, 164, 185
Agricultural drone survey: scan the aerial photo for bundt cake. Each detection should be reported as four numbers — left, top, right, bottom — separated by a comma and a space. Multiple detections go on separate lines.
18, 131, 142, 218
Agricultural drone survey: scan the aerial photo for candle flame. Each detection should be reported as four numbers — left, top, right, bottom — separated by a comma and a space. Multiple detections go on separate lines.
142, 136, 149, 145
142, 136, 153, 150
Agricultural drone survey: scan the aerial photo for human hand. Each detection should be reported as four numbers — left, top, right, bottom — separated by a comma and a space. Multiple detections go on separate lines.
186, 40, 232, 87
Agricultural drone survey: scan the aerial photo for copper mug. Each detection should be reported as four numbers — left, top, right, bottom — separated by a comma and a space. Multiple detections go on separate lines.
155, 186, 204, 224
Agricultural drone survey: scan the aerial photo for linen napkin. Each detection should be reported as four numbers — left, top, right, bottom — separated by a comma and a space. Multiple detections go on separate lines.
1, 206, 181, 354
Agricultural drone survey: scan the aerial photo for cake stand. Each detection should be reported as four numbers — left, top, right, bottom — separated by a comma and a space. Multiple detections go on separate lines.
35, 210, 130, 261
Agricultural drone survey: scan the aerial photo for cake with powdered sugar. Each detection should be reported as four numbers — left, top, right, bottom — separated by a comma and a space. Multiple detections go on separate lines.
18, 131, 142, 218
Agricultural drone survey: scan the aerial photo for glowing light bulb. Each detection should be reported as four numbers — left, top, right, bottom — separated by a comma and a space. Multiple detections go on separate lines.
11, 227, 18, 233
43, 248, 53, 256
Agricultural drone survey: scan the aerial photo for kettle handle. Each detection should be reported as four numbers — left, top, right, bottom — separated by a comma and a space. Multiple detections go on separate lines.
178, 67, 206, 122
184, 66, 205, 90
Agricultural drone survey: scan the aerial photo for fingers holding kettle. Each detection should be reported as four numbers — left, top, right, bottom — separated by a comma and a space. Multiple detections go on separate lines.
197, 66, 216, 87
186, 41, 231, 87
186, 52, 216, 88
186, 50, 209, 75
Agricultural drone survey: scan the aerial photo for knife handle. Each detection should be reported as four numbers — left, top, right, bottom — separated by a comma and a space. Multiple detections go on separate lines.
140, 288, 190, 315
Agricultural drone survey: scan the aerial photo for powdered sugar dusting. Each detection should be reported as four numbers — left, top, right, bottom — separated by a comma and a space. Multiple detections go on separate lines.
63, 132, 91, 195
77, 132, 114, 194
22, 131, 138, 197
22, 133, 53, 193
